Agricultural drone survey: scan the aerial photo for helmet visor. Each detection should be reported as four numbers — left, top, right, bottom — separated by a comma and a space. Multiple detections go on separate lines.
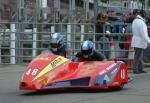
81, 49, 92, 55
50, 43, 61, 48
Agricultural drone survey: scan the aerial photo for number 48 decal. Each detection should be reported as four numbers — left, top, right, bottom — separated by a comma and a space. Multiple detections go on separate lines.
26, 68, 39, 76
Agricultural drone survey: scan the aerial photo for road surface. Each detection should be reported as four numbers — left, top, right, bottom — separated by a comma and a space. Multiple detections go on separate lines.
0, 65, 150, 103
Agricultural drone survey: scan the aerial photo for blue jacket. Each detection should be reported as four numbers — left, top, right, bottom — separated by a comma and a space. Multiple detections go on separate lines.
49, 43, 71, 57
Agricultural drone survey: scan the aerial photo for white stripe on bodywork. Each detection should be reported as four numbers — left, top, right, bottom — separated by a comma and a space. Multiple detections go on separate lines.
99, 63, 116, 75
106, 63, 116, 71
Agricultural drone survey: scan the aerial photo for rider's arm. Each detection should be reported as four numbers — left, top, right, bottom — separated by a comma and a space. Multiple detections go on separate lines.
75, 52, 84, 62
66, 48, 71, 58
65, 43, 72, 59
94, 50, 106, 61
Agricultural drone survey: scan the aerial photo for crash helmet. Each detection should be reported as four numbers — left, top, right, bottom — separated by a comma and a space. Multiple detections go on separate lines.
50, 32, 63, 52
81, 40, 93, 57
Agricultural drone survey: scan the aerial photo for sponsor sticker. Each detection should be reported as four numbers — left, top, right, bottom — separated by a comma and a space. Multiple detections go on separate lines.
51, 57, 63, 68
79, 65, 95, 74
113, 82, 119, 85
79, 67, 95, 74
33, 56, 68, 80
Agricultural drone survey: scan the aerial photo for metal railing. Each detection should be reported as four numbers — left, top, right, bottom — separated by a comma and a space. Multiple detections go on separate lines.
0, 22, 133, 68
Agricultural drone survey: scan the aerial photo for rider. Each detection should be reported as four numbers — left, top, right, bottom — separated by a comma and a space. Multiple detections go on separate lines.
46, 32, 71, 58
76, 40, 106, 62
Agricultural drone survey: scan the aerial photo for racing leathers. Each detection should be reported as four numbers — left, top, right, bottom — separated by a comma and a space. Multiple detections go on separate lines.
76, 50, 105, 62
42, 43, 71, 58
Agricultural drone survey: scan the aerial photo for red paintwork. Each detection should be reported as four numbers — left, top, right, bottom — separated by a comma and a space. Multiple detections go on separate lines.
19, 54, 128, 90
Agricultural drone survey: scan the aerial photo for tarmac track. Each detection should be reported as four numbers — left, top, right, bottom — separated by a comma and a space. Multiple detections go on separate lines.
0, 65, 150, 103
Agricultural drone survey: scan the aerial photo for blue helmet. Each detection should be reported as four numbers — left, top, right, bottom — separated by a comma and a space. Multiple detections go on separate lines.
81, 40, 93, 56
50, 32, 63, 51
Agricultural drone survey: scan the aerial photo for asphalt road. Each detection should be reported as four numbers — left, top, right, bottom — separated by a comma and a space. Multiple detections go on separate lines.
0, 65, 150, 103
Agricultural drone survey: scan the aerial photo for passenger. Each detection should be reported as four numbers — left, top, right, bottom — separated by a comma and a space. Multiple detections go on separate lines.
76, 40, 106, 62
43, 32, 71, 58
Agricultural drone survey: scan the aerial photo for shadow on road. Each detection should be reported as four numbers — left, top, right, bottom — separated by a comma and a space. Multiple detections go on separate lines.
20, 88, 128, 96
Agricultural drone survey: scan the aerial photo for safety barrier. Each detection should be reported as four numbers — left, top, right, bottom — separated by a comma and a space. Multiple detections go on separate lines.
0, 22, 134, 69
0, 22, 95, 63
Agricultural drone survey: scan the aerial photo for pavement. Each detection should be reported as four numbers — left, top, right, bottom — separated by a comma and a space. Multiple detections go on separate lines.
128, 67, 150, 82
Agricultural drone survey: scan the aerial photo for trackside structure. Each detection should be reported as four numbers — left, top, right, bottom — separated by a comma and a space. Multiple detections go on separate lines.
0, 0, 150, 69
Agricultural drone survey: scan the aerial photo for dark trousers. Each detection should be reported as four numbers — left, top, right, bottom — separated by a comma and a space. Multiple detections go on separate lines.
133, 48, 144, 72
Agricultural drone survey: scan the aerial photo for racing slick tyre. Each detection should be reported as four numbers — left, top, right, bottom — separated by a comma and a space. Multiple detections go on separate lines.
109, 84, 124, 91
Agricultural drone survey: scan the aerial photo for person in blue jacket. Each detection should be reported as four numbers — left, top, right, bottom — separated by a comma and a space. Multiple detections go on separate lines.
43, 32, 71, 58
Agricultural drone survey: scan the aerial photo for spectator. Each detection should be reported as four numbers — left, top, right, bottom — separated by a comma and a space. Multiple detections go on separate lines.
146, 13, 150, 35
76, 40, 106, 62
95, 13, 110, 59
96, 13, 108, 40
131, 9, 150, 74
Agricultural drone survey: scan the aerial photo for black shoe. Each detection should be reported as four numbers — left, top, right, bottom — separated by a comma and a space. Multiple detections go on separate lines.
139, 70, 147, 73
128, 77, 133, 82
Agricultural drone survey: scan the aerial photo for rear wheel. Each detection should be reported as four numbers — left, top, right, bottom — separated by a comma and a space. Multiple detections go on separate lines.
109, 84, 124, 91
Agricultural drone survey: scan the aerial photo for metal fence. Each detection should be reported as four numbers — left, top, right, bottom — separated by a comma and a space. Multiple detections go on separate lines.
1, 0, 150, 69
0, 22, 135, 68
0, 22, 93, 63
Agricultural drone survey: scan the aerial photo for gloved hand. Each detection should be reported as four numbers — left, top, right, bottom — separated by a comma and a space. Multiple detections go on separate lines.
70, 56, 78, 62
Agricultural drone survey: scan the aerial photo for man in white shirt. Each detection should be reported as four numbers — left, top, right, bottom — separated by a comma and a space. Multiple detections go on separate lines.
131, 9, 150, 74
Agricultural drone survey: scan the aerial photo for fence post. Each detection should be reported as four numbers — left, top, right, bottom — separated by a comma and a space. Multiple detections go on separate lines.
67, 23, 71, 47
41, 0, 48, 20
32, 28, 37, 58
0, 29, 2, 64
51, 25, 55, 34
93, 25, 96, 49
10, 24, 16, 64
81, 24, 84, 42
0, 43, 2, 64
